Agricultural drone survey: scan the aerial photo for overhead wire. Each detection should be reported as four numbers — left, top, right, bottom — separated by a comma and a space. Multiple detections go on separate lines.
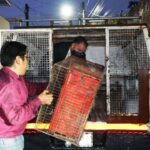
33, 0, 50, 6
88, 0, 112, 17
11, 0, 24, 13
91, 0, 105, 17
11, 0, 41, 26
29, 6, 51, 18
88, 0, 100, 17
10, 0, 111, 25
86, 0, 90, 8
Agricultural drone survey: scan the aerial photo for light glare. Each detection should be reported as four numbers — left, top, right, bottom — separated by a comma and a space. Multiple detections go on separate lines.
60, 5, 73, 18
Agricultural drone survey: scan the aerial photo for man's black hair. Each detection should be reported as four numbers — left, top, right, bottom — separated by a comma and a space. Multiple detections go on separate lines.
0, 41, 27, 67
72, 36, 88, 47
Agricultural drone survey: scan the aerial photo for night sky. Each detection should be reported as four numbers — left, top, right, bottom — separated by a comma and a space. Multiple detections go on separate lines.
0, 0, 138, 20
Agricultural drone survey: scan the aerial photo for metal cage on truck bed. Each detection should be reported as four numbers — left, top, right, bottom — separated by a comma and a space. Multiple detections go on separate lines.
52, 25, 150, 124
0, 24, 150, 129
0, 29, 53, 82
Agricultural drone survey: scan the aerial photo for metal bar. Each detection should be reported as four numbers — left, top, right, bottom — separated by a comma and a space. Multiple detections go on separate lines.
105, 28, 110, 115
143, 27, 150, 58
53, 34, 105, 38
105, 25, 145, 30
142, 27, 150, 125
0, 29, 53, 32
12, 33, 18, 41
7, 17, 140, 22
7, 18, 78, 22
6, 16, 141, 26
53, 32, 141, 39
19, 22, 22, 27
85, 16, 140, 20
51, 25, 145, 31
26, 123, 148, 131
49, 30, 53, 81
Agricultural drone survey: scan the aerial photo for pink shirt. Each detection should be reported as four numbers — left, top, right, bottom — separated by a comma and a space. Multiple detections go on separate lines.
0, 67, 46, 138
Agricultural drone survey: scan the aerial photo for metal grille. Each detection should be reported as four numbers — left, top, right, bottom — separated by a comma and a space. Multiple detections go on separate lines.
36, 56, 104, 146
0, 26, 149, 124
0, 29, 53, 82
109, 28, 150, 116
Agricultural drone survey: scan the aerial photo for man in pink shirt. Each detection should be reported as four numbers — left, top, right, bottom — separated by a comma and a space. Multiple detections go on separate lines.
0, 41, 53, 150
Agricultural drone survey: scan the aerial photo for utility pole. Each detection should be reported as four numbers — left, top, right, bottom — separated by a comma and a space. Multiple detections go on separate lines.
81, 2, 85, 25
24, 3, 29, 27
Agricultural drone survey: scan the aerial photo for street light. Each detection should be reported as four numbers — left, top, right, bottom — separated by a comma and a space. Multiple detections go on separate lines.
60, 4, 73, 18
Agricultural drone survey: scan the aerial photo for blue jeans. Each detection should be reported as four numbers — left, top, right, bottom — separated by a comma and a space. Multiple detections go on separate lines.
0, 135, 24, 150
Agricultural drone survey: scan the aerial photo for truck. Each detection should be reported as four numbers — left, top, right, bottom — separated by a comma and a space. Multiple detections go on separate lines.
0, 22, 150, 150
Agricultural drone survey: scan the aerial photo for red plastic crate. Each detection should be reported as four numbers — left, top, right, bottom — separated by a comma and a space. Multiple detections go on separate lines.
49, 68, 100, 142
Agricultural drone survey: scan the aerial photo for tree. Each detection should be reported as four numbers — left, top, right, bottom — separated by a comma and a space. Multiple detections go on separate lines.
128, 0, 139, 9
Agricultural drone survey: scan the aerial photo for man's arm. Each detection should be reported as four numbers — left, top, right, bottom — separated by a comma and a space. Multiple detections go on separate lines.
1, 83, 52, 125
